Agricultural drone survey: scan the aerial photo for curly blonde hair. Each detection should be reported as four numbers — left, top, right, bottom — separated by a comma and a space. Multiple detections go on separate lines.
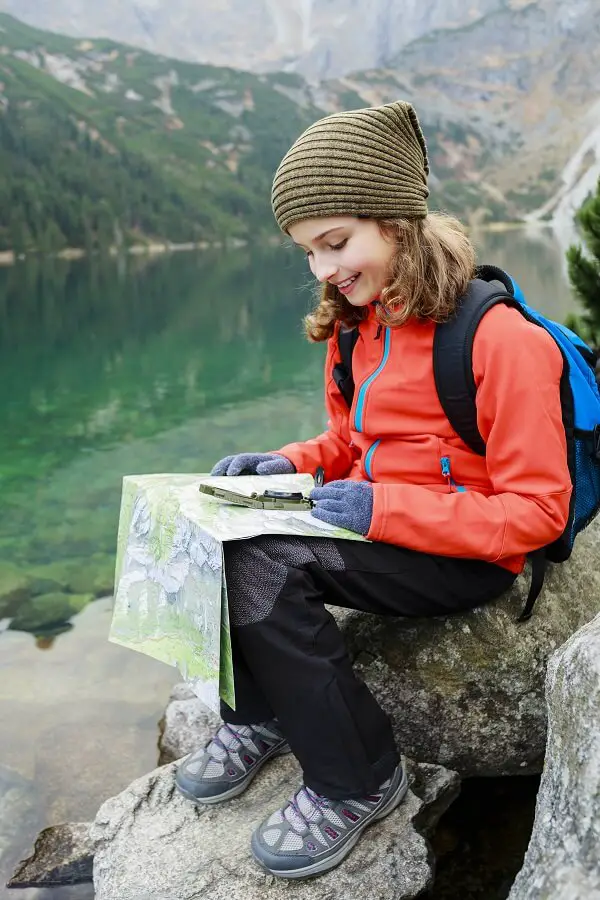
304, 212, 476, 342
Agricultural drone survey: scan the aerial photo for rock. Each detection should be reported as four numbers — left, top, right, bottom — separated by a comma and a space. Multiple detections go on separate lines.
70, 553, 115, 596
0, 561, 31, 617
407, 761, 462, 837
8, 822, 94, 887
508, 613, 600, 900
33, 622, 74, 647
158, 682, 220, 764
8, 591, 94, 633
30, 553, 115, 598
91, 756, 460, 900
341, 519, 600, 777
167, 682, 198, 701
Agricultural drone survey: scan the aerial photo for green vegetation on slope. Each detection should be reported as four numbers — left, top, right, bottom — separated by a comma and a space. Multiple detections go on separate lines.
0, 13, 321, 250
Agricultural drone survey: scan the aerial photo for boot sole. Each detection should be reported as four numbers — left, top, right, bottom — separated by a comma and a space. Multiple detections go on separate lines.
176, 742, 291, 806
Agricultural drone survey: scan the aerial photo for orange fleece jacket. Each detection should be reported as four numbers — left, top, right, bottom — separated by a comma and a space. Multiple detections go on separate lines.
277, 304, 572, 573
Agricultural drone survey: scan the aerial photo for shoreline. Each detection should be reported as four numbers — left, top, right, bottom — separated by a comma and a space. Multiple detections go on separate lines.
470, 220, 551, 234
0, 236, 259, 268
0, 221, 554, 268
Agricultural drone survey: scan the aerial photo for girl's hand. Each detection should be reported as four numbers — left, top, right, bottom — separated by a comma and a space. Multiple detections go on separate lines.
210, 453, 296, 477
310, 480, 373, 535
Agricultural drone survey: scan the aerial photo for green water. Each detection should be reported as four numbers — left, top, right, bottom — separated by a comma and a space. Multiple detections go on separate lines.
0, 246, 327, 634
0, 227, 577, 898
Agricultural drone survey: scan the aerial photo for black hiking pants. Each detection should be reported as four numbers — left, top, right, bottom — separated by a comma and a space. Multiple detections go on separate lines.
221, 535, 516, 800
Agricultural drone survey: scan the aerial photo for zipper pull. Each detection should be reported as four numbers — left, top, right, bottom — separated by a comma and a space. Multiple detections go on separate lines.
375, 324, 382, 340
440, 456, 467, 493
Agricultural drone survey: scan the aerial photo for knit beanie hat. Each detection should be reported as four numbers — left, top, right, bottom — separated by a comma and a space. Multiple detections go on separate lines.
271, 100, 430, 233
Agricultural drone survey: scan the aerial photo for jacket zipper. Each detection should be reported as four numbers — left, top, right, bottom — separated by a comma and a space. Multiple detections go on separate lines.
353, 325, 390, 482
441, 456, 467, 493
354, 326, 391, 433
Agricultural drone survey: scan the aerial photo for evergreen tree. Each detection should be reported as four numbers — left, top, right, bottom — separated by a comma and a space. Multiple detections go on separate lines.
566, 179, 600, 351
0, 100, 215, 252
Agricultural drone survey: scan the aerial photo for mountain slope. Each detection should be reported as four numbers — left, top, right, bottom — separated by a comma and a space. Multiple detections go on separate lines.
306, 0, 600, 230
0, 14, 325, 250
387, 0, 600, 211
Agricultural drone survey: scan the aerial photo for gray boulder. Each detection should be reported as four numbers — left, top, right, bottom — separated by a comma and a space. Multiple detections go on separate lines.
344, 520, 600, 777
508, 612, 600, 900
91, 755, 460, 900
160, 519, 600, 778
7, 822, 94, 888
0, 561, 31, 617
158, 682, 219, 765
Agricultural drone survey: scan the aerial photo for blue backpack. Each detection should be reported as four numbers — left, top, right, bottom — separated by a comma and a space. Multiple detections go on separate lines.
334, 265, 600, 621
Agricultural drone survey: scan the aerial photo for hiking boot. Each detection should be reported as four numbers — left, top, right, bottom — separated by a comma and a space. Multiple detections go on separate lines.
175, 719, 290, 805
250, 762, 408, 879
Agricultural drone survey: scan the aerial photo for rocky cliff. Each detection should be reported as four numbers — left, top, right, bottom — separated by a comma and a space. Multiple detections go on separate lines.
0, 0, 503, 78
384, 0, 600, 229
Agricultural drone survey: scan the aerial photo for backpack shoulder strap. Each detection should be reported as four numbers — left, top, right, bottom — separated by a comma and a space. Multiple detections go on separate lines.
333, 326, 359, 408
518, 549, 547, 622
433, 275, 519, 456
434, 273, 548, 622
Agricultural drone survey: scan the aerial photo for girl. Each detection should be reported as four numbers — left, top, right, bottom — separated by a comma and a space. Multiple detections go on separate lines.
176, 101, 571, 879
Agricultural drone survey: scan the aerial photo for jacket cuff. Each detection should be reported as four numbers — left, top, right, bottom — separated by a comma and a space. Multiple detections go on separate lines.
268, 449, 301, 474
366, 483, 386, 543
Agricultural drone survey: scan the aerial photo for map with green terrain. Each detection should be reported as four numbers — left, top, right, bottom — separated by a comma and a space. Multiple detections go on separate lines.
111, 473, 366, 712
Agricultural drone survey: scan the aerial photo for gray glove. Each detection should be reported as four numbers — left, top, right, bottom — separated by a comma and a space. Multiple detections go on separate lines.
210, 452, 296, 477
310, 480, 374, 535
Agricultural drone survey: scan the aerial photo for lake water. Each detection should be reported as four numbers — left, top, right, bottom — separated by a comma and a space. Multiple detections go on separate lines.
0, 227, 579, 898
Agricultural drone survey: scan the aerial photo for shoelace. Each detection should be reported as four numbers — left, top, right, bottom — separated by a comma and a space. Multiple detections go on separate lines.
283, 779, 390, 835
284, 786, 329, 833
208, 723, 248, 759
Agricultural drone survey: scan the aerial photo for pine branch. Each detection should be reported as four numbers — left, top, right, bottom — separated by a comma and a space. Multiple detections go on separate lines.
567, 180, 600, 350
576, 190, 600, 261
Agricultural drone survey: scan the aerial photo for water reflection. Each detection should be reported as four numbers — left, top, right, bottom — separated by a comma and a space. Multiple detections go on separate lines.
472, 225, 576, 321
0, 248, 319, 499
0, 247, 324, 640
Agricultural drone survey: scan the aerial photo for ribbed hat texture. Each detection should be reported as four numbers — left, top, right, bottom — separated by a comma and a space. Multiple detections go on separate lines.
271, 100, 430, 232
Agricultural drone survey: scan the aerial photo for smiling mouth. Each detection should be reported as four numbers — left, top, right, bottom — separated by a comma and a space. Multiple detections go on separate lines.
335, 274, 360, 294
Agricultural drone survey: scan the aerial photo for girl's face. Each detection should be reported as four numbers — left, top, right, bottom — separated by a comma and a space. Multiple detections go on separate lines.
288, 215, 396, 307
